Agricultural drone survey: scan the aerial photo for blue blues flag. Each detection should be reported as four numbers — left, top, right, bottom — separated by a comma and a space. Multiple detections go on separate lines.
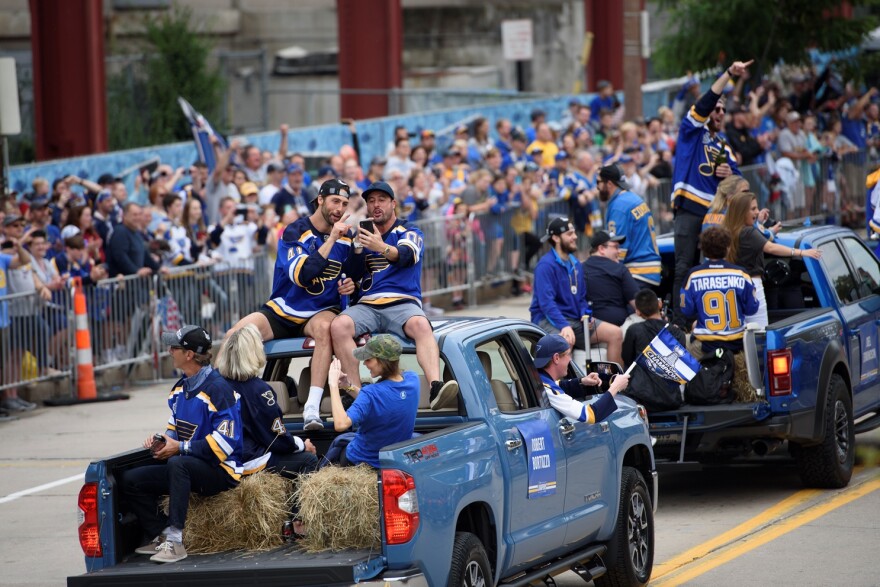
178, 97, 227, 172
635, 326, 701, 384
516, 420, 557, 498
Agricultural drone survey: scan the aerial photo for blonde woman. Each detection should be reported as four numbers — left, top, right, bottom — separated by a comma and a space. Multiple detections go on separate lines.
702, 175, 750, 232
217, 325, 317, 478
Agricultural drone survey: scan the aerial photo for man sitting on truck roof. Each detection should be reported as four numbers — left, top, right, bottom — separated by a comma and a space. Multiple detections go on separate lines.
533, 333, 630, 424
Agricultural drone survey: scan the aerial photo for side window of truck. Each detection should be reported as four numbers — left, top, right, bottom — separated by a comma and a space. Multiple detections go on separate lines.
819, 241, 858, 304
474, 338, 534, 412
840, 237, 880, 299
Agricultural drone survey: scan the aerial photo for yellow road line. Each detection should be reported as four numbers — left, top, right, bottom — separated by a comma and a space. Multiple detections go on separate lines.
652, 488, 822, 580
652, 477, 880, 586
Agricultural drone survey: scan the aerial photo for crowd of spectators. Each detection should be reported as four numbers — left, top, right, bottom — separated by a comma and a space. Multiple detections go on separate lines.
1, 63, 878, 419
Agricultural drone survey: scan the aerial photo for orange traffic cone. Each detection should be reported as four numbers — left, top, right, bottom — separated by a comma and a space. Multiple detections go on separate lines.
44, 278, 128, 407
73, 278, 97, 400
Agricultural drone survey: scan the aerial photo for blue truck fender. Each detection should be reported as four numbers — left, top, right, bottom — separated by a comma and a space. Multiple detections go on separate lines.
792, 340, 851, 443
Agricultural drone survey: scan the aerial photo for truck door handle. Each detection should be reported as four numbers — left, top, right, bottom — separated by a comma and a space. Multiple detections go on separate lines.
559, 421, 576, 435
505, 438, 522, 451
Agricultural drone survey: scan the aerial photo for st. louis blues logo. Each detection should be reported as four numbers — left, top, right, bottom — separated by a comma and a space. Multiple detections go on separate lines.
359, 254, 391, 292
306, 258, 343, 295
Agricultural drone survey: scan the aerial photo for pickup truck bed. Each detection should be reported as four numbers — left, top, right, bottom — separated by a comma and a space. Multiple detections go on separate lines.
68, 545, 386, 587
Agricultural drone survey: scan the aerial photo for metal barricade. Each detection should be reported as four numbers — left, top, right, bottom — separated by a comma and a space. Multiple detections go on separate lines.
89, 273, 156, 372
0, 288, 74, 391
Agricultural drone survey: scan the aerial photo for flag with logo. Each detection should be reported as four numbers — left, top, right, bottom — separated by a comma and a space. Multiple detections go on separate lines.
635, 326, 701, 384
178, 97, 227, 172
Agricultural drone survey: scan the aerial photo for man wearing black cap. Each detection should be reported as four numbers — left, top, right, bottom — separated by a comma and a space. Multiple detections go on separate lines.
597, 164, 661, 288
583, 231, 640, 326
671, 59, 751, 325
230, 178, 357, 430
122, 324, 253, 564
330, 180, 459, 411
529, 217, 624, 366
533, 333, 629, 424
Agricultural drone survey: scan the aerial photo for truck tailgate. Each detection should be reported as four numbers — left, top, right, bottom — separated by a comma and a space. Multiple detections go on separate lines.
68, 545, 385, 587
648, 402, 772, 435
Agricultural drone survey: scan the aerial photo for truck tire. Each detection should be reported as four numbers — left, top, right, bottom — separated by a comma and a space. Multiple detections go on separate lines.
595, 466, 654, 587
793, 374, 854, 488
447, 531, 491, 587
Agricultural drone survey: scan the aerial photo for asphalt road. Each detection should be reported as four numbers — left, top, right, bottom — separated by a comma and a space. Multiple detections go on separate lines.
1, 295, 878, 586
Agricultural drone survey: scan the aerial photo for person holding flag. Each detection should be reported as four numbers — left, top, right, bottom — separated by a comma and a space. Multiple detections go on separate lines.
532, 333, 630, 424
622, 289, 691, 412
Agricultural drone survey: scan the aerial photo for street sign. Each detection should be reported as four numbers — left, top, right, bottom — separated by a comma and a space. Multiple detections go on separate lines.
501, 19, 533, 62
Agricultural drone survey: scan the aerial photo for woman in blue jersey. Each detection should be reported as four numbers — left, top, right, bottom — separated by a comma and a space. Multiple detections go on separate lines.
324, 334, 419, 468
722, 192, 822, 327
217, 325, 318, 479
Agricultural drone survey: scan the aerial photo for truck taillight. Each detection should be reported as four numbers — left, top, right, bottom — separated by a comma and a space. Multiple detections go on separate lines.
768, 349, 792, 396
382, 469, 419, 545
78, 483, 102, 557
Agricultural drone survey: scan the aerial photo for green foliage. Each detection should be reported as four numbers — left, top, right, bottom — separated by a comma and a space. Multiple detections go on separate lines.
653, 0, 880, 79
107, 4, 224, 151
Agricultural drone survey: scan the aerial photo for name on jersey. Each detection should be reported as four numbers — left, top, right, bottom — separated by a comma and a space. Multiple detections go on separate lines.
631, 202, 651, 221
691, 275, 746, 291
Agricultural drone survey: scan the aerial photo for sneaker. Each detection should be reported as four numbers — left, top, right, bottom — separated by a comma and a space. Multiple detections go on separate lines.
0, 408, 15, 422
1, 398, 26, 412
135, 535, 165, 555
150, 540, 187, 563
424, 305, 445, 317
429, 380, 459, 410
11, 397, 37, 411
452, 299, 466, 311
303, 411, 324, 431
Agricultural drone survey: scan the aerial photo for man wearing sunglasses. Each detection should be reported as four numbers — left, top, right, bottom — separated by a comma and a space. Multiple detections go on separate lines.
670, 59, 753, 328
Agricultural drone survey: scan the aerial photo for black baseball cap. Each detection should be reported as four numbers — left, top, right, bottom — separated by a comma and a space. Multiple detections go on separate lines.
541, 217, 575, 243
161, 325, 212, 354
362, 181, 395, 200
598, 164, 629, 189
590, 230, 626, 250
318, 178, 351, 198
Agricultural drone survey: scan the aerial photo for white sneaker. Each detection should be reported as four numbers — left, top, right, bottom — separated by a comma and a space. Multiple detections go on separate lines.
135, 534, 165, 555
303, 410, 323, 431
150, 540, 187, 563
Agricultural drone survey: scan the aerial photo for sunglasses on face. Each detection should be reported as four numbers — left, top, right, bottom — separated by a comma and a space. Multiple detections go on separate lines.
715, 107, 727, 114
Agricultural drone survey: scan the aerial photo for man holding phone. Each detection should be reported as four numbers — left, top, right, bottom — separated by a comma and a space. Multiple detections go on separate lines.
330, 181, 459, 410
228, 179, 358, 430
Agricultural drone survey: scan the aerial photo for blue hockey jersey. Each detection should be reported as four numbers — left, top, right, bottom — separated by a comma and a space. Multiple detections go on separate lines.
680, 260, 759, 351
234, 376, 306, 468
265, 217, 355, 324
352, 220, 424, 307
165, 367, 261, 480
605, 189, 661, 286
671, 89, 741, 215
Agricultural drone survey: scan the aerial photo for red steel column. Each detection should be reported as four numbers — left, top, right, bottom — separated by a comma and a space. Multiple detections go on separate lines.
584, 0, 624, 92
29, 0, 107, 161
337, 0, 402, 120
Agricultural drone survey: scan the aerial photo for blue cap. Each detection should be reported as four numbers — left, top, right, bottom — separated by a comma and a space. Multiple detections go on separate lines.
618, 154, 634, 164
29, 194, 51, 208
555, 151, 570, 161
534, 334, 570, 368
286, 163, 304, 174
316, 165, 337, 178
95, 190, 114, 204
362, 181, 395, 200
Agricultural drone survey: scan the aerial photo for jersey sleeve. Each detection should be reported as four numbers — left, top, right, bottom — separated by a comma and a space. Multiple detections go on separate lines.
395, 225, 424, 266
189, 391, 243, 467
740, 274, 760, 317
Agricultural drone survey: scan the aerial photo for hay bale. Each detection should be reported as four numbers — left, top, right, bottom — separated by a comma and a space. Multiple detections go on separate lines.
162, 471, 294, 553
732, 352, 758, 403
293, 465, 381, 553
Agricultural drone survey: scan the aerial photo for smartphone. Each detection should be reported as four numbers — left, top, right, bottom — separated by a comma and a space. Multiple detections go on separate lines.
765, 218, 779, 228
359, 220, 375, 233
150, 433, 166, 453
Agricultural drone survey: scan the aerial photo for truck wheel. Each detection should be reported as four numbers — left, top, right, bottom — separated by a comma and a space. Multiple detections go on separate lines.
595, 466, 653, 587
793, 374, 854, 488
447, 531, 491, 587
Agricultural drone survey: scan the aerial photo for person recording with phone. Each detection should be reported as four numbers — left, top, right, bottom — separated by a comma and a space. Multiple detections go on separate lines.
228, 179, 358, 430
330, 181, 460, 411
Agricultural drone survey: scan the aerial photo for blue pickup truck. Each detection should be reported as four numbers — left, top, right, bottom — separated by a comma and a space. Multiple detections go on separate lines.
69, 318, 657, 587
651, 225, 880, 488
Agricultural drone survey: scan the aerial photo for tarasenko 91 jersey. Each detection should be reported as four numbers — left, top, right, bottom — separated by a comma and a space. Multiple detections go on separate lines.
680, 260, 759, 351
265, 217, 354, 324
357, 221, 424, 307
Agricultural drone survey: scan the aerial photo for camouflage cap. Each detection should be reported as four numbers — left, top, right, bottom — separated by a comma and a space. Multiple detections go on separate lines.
353, 334, 402, 362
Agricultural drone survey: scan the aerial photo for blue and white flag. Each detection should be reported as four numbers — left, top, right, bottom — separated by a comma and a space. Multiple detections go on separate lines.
178, 97, 227, 172
635, 326, 700, 384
